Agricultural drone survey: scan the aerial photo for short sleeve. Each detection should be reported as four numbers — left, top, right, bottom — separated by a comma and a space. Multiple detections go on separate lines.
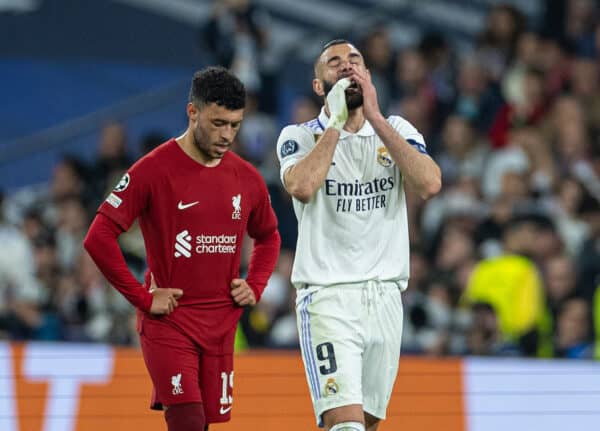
97, 159, 152, 232
276, 125, 316, 186
387, 115, 428, 155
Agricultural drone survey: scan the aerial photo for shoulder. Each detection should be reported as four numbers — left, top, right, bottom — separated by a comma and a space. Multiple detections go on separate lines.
228, 152, 264, 182
277, 122, 321, 159
228, 153, 269, 201
386, 115, 426, 148
278, 122, 317, 141
386, 115, 419, 134
228, 151, 257, 171
299, 117, 325, 133
130, 139, 173, 173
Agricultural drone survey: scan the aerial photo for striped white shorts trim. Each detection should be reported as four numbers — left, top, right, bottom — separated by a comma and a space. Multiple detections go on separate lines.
296, 280, 404, 426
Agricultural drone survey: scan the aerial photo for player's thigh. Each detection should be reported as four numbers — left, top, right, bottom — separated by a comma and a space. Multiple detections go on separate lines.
199, 352, 234, 424
139, 317, 202, 407
362, 287, 403, 419
296, 287, 364, 424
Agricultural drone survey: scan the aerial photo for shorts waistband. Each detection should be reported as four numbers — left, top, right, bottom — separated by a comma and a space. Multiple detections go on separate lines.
297, 279, 406, 290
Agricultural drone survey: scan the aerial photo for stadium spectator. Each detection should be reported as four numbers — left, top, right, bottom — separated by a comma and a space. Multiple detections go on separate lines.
463, 214, 553, 356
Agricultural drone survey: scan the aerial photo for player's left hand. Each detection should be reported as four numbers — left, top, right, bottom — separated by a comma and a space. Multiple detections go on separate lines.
230, 278, 256, 306
349, 67, 381, 122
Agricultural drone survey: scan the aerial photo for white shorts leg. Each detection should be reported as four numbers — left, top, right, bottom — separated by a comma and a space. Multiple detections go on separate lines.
296, 286, 365, 427
362, 283, 403, 419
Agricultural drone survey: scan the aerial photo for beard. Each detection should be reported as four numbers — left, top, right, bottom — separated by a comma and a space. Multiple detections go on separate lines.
192, 125, 220, 159
323, 78, 363, 110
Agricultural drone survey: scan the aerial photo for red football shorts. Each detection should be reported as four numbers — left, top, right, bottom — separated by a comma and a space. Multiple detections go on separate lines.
139, 316, 235, 423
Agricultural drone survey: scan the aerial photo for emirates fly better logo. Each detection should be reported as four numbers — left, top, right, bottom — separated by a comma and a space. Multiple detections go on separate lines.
174, 230, 192, 258
174, 229, 238, 258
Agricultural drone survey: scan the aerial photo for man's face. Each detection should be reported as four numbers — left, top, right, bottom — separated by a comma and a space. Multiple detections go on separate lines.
315, 43, 366, 110
188, 102, 244, 161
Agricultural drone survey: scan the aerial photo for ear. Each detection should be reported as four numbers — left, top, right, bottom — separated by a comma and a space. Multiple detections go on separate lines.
186, 102, 198, 121
313, 78, 325, 97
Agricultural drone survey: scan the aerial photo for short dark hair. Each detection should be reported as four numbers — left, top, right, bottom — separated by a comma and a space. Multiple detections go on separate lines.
189, 66, 246, 110
321, 38, 351, 52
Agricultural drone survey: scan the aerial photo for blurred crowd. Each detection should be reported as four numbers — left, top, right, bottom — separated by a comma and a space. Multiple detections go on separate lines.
1, 0, 600, 360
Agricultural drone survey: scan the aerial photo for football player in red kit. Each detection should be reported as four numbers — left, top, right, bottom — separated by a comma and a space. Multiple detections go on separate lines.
84, 66, 281, 431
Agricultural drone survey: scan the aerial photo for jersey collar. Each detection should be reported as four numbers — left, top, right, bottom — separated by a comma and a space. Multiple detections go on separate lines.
317, 107, 376, 138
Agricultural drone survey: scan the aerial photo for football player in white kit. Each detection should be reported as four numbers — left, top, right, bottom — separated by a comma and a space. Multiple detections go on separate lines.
276, 40, 442, 431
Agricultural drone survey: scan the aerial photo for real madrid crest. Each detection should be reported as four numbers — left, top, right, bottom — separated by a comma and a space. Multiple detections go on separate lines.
324, 378, 339, 397
377, 147, 393, 167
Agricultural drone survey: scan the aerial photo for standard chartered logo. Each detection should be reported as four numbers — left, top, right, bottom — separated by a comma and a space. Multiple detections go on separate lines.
174, 230, 237, 258
196, 234, 237, 254
174, 230, 192, 258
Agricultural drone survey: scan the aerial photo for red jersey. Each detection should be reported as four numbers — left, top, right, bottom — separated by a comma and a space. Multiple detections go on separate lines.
97, 139, 279, 352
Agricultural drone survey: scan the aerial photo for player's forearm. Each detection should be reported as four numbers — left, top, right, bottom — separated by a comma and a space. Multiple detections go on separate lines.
83, 214, 153, 312
370, 114, 442, 200
245, 228, 281, 302
284, 128, 340, 203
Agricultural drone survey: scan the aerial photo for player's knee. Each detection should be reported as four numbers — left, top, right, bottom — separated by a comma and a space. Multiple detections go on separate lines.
364, 412, 380, 429
164, 402, 205, 431
329, 422, 366, 431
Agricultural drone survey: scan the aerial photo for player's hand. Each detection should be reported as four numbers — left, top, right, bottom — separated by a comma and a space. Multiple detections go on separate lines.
326, 77, 352, 131
349, 67, 381, 122
230, 278, 256, 306
148, 273, 183, 315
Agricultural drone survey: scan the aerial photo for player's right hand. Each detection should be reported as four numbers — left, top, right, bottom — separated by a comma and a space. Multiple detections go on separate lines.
148, 273, 183, 315
326, 77, 352, 131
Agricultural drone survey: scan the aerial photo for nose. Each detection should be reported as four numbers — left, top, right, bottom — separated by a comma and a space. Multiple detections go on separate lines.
338, 59, 354, 77
221, 124, 235, 142
340, 59, 351, 70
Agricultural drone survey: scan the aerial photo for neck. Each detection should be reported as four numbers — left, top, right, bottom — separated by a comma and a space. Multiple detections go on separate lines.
344, 108, 366, 133
176, 129, 221, 167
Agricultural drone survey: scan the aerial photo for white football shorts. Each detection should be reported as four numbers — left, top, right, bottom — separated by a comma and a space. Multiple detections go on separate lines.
296, 279, 404, 426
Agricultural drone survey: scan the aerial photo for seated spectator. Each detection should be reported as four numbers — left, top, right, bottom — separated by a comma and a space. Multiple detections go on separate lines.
466, 303, 520, 356
555, 297, 594, 359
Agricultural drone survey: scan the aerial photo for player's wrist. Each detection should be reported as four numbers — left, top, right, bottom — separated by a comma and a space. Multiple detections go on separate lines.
140, 290, 154, 313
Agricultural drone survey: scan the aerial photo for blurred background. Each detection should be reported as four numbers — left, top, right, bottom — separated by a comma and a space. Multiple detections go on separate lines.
1, 0, 600, 362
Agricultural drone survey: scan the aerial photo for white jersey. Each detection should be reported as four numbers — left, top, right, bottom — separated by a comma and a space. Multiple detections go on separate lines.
277, 108, 428, 288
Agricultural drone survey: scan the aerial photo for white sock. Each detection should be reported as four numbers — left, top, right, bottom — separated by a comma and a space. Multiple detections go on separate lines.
329, 422, 365, 431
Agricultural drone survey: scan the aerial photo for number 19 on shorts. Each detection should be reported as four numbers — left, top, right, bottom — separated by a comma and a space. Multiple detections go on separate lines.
220, 371, 233, 405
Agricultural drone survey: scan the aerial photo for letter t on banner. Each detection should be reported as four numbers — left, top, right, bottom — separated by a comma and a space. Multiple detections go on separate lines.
23, 343, 114, 431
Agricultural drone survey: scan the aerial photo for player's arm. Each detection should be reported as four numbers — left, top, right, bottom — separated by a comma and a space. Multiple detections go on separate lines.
232, 176, 281, 306
85, 164, 182, 315
282, 78, 352, 203
283, 129, 339, 203
371, 116, 441, 200
236, 228, 280, 305
350, 68, 441, 200
84, 214, 182, 315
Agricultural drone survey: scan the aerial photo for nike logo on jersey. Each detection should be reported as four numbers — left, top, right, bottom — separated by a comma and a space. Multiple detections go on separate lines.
178, 201, 199, 210
219, 406, 232, 414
